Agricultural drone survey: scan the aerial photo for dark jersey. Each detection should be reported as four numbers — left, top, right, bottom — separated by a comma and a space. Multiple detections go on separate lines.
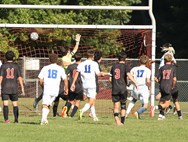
110, 63, 130, 95
58, 79, 64, 95
95, 61, 102, 93
157, 64, 176, 94
0, 62, 22, 94
66, 63, 83, 93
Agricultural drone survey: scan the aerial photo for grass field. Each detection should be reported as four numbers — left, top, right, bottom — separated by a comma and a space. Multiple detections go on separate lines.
0, 98, 188, 142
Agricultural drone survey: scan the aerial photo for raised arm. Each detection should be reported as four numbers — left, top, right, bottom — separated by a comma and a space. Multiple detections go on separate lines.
72, 34, 81, 54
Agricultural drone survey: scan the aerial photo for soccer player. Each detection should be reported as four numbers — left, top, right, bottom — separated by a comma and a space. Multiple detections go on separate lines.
62, 34, 81, 70
52, 59, 69, 117
38, 54, 68, 125
61, 53, 83, 118
125, 55, 151, 119
0, 51, 25, 123
70, 49, 104, 121
110, 52, 137, 126
152, 54, 177, 120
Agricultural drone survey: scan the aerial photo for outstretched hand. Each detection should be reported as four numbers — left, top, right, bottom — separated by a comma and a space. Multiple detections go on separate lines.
75, 34, 81, 42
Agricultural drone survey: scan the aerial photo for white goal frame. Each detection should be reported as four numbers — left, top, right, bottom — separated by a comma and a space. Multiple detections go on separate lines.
0, 0, 156, 116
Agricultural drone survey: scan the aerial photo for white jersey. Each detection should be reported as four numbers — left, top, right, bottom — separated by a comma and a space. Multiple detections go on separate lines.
0, 60, 2, 68
77, 59, 100, 89
130, 65, 151, 86
38, 63, 67, 96
159, 51, 176, 69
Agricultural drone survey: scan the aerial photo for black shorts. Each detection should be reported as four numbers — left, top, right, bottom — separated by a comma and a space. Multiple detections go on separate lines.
68, 92, 83, 101
171, 88, 179, 100
54, 93, 68, 102
112, 91, 127, 103
2, 93, 18, 101
160, 90, 171, 101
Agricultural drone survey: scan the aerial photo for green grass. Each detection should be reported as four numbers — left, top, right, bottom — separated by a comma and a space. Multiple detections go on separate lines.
0, 98, 188, 142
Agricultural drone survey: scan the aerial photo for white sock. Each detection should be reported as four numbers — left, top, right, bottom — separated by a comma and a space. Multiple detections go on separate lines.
82, 103, 90, 113
91, 105, 96, 118
126, 101, 135, 116
41, 107, 50, 122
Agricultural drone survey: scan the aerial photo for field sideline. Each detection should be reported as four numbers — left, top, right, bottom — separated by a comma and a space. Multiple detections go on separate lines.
0, 98, 188, 142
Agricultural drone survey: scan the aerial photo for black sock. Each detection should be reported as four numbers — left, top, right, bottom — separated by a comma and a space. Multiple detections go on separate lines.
53, 105, 58, 117
121, 116, 125, 124
13, 106, 19, 122
66, 102, 72, 115
3, 106, 9, 120
70, 106, 78, 117
158, 105, 163, 110
177, 110, 182, 117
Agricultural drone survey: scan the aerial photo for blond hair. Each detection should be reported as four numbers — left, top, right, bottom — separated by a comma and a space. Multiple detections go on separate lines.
164, 54, 172, 62
161, 47, 175, 54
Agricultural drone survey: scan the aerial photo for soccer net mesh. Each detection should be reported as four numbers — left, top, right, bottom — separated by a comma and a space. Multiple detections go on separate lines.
0, 27, 152, 115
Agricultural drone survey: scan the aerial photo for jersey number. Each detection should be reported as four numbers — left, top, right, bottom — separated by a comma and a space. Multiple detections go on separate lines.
84, 65, 91, 73
162, 69, 171, 79
48, 69, 57, 79
115, 69, 120, 79
6, 68, 14, 79
137, 70, 144, 77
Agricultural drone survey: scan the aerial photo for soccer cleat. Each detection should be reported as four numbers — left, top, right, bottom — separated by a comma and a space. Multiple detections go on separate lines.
157, 114, 165, 120
61, 106, 68, 118
4, 120, 10, 123
93, 117, 99, 122
14, 119, 19, 123
134, 112, 140, 119
173, 107, 177, 115
40, 120, 48, 125
78, 110, 83, 120
178, 116, 183, 120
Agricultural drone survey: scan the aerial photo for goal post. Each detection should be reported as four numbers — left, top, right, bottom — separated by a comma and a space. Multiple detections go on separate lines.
0, 0, 156, 116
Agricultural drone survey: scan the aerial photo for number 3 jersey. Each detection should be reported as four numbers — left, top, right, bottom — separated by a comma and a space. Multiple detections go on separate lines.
0, 62, 22, 94
77, 59, 100, 89
38, 63, 67, 96
110, 63, 130, 94
130, 65, 151, 86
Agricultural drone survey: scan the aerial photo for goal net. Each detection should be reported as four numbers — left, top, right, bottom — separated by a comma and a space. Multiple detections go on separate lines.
0, 27, 152, 115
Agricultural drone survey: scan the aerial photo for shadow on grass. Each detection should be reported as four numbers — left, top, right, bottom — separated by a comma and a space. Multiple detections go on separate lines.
21, 122, 40, 125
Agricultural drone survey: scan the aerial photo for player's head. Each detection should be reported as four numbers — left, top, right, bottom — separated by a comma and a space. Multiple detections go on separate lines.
5, 51, 15, 61
49, 54, 58, 64
139, 55, 149, 65
117, 52, 127, 61
94, 50, 102, 62
57, 59, 63, 66
74, 53, 82, 62
87, 49, 94, 59
161, 43, 175, 54
62, 46, 70, 56
164, 53, 172, 63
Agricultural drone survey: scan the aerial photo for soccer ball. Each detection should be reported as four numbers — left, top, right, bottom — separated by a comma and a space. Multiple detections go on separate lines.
30, 32, 39, 40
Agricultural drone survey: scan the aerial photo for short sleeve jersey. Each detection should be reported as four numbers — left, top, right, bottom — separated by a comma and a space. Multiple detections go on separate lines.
38, 63, 67, 96
157, 64, 176, 94
66, 63, 83, 93
130, 65, 151, 86
77, 59, 100, 89
0, 62, 22, 94
110, 63, 130, 94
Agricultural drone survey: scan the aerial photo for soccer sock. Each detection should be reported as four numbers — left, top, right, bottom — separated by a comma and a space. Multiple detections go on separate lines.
121, 116, 125, 124
159, 109, 165, 116
3, 106, 9, 120
53, 105, 58, 117
177, 110, 182, 117
36, 93, 43, 102
42, 107, 50, 122
155, 105, 162, 110
90, 105, 97, 118
137, 107, 147, 115
81, 103, 90, 113
126, 101, 135, 116
70, 106, 78, 117
13, 106, 19, 122
66, 102, 72, 115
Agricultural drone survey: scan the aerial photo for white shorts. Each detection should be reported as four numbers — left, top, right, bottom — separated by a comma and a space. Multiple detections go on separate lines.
83, 88, 96, 99
42, 93, 58, 106
132, 85, 150, 104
